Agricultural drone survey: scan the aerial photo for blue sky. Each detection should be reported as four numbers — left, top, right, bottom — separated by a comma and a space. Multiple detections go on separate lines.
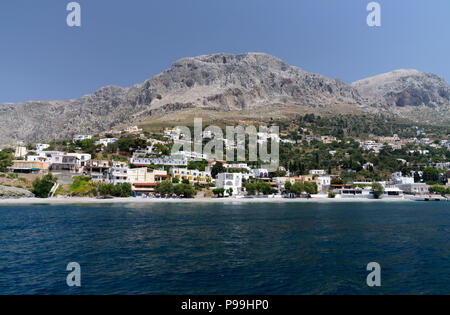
0, 0, 448, 103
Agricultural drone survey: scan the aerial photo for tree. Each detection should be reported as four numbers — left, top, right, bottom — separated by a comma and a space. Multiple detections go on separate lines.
226, 188, 233, 197
422, 167, 440, 185
0, 150, 13, 172
117, 183, 132, 197
331, 177, 344, 185
291, 182, 304, 195
244, 182, 257, 195
211, 162, 226, 178
174, 183, 196, 198
181, 178, 190, 185
429, 185, 449, 196
372, 183, 385, 199
104, 142, 118, 154
212, 188, 225, 198
256, 182, 274, 195
187, 160, 208, 171
32, 173, 58, 198
155, 180, 173, 195
117, 137, 148, 153
304, 182, 318, 195
284, 181, 292, 193
172, 177, 180, 184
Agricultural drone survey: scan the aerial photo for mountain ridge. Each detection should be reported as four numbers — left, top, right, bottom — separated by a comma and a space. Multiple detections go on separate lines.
0, 53, 449, 146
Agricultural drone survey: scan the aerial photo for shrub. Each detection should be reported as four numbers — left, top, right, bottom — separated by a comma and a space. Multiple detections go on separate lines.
98, 182, 131, 197
32, 173, 58, 198
372, 183, 385, 199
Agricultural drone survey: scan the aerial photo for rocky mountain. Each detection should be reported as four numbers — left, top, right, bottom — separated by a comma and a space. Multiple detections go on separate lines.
0, 53, 448, 146
352, 69, 450, 108
352, 69, 450, 125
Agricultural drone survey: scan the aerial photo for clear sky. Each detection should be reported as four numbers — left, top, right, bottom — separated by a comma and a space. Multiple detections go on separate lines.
0, 0, 448, 103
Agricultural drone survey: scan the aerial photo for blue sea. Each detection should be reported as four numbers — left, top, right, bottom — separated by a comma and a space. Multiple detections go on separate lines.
0, 202, 449, 295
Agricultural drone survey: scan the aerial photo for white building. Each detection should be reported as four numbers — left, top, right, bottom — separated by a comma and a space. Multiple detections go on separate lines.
309, 169, 326, 176
27, 155, 50, 162
360, 140, 382, 153
252, 168, 269, 178
14, 146, 28, 158
257, 132, 280, 142
317, 175, 332, 192
392, 172, 414, 185
95, 138, 118, 147
164, 127, 186, 141
409, 150, 429, 155
108, 162, 129, 185
396, 183, 429, 195
28, 151, 64, 164
35, 143, 50, 152
381, 187, 404, 199
73, 135, 92, 142
171, 150, 209, 160
124, 126, 142, 133
216, 173, 243, 196
224, 163, 251, 171
335, 187, 374, 199
42, 151, 65, 164
134, 145, 154, 155
280, 139, 296, 144
66, 153, 91, 167
131, 157, 188, 167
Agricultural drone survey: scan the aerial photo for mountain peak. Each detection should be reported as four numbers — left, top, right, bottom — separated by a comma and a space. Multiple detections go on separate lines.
169, 52, 296, 75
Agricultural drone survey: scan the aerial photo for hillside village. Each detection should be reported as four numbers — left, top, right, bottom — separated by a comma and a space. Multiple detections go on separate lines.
1, 117, 449, 201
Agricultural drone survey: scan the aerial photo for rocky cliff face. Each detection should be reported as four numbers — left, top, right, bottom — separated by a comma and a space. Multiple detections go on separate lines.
0, 53, 448, 146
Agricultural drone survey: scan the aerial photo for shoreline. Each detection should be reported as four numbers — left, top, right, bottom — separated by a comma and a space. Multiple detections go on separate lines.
0, 196, 419, 205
